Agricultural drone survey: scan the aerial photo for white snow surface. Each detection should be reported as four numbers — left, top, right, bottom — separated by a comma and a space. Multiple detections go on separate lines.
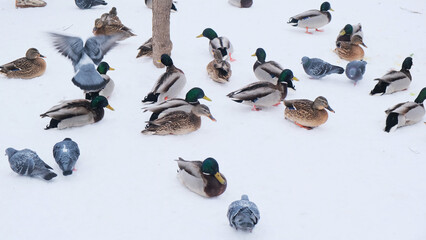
1, 0, 426, 239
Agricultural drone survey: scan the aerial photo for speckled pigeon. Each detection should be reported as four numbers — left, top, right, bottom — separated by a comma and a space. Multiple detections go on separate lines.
301, 56, 344, 79
5, 148, 57, 180
345, 60, 367, 84
75, 0, 107, 9
227, 195, 260, 232
50, 32, 121, 92
53, 138, 80, 176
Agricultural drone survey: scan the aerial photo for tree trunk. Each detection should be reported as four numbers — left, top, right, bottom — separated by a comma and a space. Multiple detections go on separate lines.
152, 0, 173, 68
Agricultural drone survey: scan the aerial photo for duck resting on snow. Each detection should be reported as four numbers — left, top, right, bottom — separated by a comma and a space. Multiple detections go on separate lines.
370, 57, 413, 95
0, 48, 46, 79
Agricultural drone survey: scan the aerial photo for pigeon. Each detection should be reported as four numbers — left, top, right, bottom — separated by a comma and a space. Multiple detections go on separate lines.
53, 138, 80, 176
5, 148, 57, 180
75, 0, 107, 9
227, 195, 260, 232
345, 60, 367, 85
50, 33, 121, 92
301, 56, 344, 79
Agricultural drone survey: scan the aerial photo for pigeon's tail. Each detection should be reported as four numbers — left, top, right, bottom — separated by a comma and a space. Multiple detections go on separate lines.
93, 0, 108, 6
331, 65, 344, 75
287, 18, 298, 26
142, 92, 160, 103
72, 64, 106, 91
63, 170, 73, 176
43, 172, 58, 181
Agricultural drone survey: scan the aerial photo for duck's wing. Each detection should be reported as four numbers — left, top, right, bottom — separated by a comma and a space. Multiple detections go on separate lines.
84, 34, 121, 65
50, 33, 84, 67
176, 158, 203, 178
227, 82, 276, 101
40, 100, 91, 119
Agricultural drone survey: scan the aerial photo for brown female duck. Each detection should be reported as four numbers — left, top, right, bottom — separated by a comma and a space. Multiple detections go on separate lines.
0, 48, 46, 79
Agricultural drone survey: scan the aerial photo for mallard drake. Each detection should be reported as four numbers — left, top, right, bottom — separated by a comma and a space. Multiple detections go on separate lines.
284, 96, 334, 129
334, 40, 364, 61
228, 0, 252, 8
301, 56, 344, 79
336, 23, 367, 48
145, 0, 177, 11
370, 57, 413, 95
142, 54, 187, 103
207, 49, 232, 83
93, 8, 136, 41
197, 28, 235, 61
287, 2, 333, 34
141, 104, 216, 135
252, 48, 285, 83
142, 87, 212, 122
136, 37, 153, 58
50, 33, 120, 92
384, 87, 426, 132
40, 96, 114, 130
227, 69, 297, 111
176, 157, 226, 197
97, 62, 115, 99
0, 48, 46, 79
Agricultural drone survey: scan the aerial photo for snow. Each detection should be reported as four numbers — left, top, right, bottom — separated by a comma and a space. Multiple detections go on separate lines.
1, 0, 426, 239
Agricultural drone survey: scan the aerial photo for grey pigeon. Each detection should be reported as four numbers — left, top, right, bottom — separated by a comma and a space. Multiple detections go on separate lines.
345, 60, 367, 84
75, 0, 107, 9
53, 138, 80, 176
301, 56, 344, 79
5, 148, 57, 181
227, 195, 260, 232
50, 33, 121, 92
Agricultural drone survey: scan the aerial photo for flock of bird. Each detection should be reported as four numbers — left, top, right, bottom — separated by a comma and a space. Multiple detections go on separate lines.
1, 0, 425, 233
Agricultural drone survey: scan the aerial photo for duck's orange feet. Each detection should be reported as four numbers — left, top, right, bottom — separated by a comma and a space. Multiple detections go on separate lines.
251, 105, 261, 111
315, 28, 324, 32
273, 102, 281, 106
295, 122, 313, 130
305, 27, 313, 34
229, 53, 236, 62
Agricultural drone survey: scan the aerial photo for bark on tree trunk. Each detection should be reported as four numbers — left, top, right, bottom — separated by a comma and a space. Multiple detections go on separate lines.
152, 0, 173, 68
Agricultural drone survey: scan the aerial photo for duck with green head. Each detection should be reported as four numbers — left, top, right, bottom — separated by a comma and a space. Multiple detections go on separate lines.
287, 2, 333, 34
384, 87, 426, 132
197, 28, 235, 61
227, 69, 298, 111
97, 62, 115, 98
252, 48, 289, 83
142, 104, 216, 135
142, 87, 212, 122
370, 57, 413, 95
142, 54, 187, 103
336, 23, 367, 48
176, 157, 227, 197
284, 96, 335, 129
40, 96, 114, 130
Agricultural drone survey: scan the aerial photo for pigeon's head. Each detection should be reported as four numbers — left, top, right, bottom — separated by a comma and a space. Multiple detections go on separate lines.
5, 148, 17, 158
201, 158, 225, 184
301, 56, 310, 65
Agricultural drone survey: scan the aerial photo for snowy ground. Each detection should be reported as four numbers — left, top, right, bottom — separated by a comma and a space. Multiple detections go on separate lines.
1, 0, 426, 239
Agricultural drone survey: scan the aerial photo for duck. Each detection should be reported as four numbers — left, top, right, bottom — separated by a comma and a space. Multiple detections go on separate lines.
93, 7, 136, 41
284, 96, 335, 129
384, 87, 426, 132
145, 0, 177, 11
50, 32, 121, 92
334, 40, 364, 61
40, 96, 114, 130
143, 87, 212, 122
227, 69, 297, 111
197, 28, 235, 61
0, 48, 46, 79
142, 54, 187, 103
287, 2, 333, 34
75, 0, 107, 9
16, 0, 47, 8
136, 37, 153, 58
301, 56, 344, 79
176, 157, 226, 197
252, 48, 285, 83
336, 23, 367, 48
97, 62, 115, 99
207, 49, 232, 83
370, 57, 413, 95
141, 104, 216, 135
228, 0, 252, 8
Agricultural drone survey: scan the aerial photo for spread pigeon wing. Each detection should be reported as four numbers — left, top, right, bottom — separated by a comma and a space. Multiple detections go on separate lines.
84, 35, 121, 65
50, 33, 84, 67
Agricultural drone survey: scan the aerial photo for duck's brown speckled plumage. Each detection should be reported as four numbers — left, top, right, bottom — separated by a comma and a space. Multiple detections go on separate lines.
334, 41, 364, 61
0, 48, 46, 79
206, 50, 231, 83
93, 7, 136, 40
284, 96, 334, 129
